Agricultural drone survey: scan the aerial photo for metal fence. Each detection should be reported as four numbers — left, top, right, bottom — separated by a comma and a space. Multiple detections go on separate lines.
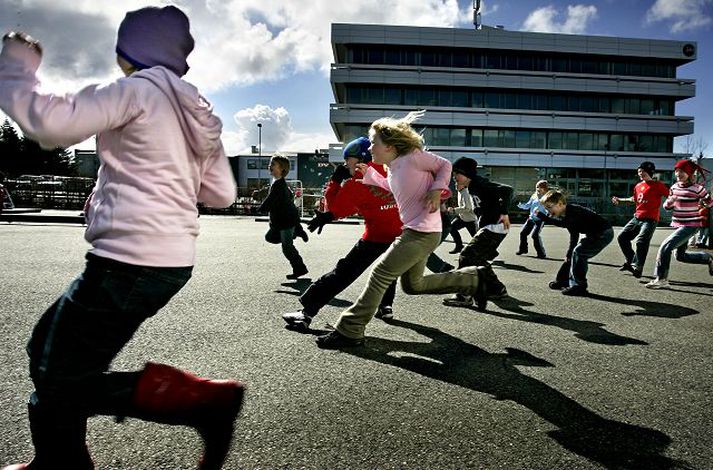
3, 175, 95, 210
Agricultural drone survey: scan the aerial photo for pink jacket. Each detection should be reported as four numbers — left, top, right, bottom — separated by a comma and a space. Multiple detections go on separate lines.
0, 39, 236, 267
363, 149, 451, 233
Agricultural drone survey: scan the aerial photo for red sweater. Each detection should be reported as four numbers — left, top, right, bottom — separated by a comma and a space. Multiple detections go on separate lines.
633, 180, 669, 222
325, 163, 403, 243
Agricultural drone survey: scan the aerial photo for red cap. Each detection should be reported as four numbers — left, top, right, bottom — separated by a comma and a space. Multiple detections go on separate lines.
674, 159, 698, 177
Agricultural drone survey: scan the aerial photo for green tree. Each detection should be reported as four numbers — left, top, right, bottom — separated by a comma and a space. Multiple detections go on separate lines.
0, 118, 77, 176
0, 119, 23, 176
20, 137, 77, 176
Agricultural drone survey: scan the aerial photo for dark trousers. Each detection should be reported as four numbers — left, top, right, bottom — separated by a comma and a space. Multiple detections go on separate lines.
26, 253, 192, 464
266, 226, 306, 272
426, 211, 454, 273
449, 217, 477, 249
617, 217, 657, 270
457, 228, 507, 293
518, 218, 546, 257
300, 239, 396, 316
555, 228, 614, 288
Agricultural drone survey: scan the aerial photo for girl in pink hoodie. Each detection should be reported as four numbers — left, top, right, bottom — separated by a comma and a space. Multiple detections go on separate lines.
0, 7, 242, 470
316, 111, 490, 349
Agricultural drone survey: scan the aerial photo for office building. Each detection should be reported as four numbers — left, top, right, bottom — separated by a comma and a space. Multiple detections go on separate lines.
328, 23, 696, 208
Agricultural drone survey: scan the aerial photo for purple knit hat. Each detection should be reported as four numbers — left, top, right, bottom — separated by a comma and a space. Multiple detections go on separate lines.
116, 6, 194, 77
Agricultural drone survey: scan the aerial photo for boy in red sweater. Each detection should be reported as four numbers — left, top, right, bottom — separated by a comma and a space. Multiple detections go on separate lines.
611, 161, 669, 278
282, 137, 403, 331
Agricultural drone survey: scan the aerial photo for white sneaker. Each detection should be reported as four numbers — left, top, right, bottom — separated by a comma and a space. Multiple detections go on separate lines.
282, 310, 313, 332
645, 278, 669, 289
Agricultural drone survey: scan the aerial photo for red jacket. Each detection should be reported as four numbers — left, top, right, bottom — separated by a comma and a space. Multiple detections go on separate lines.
325, 162, 402, 243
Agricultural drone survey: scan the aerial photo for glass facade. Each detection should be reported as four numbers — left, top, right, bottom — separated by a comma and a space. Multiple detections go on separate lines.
341, 124, 673, 153
345, 45, 677, 78
345, 85, 674, 116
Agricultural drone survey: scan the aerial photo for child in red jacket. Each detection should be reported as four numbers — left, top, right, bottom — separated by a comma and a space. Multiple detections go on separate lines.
283, 137, 402, 331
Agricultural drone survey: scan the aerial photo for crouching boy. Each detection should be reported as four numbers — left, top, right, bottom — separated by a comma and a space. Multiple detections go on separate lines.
538, 190, 614, 296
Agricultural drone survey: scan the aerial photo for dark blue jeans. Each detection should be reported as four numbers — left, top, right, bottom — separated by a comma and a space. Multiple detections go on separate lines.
518, 218, 546, 257
26, 253, 192, 462
266, 226, 306, 272
556, 228, 614, 288
300, 239, 396, 316
617, 217, 658, 270
449, 217, 477, 249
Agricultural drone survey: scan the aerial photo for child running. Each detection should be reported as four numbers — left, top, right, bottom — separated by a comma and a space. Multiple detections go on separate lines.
447, 179, 477, 253
442, 157, 511, 307
259, 154, 309, 280
516, 180, 549, 258
611, 161, 669, 278
645, 159, 713, 289
538, 190, 614, 296
0, 7, 242, 469
282, 137, 402, 331
315, 112, 489, 349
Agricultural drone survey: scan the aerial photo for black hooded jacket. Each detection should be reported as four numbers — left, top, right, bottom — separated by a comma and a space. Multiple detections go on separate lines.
467, 175, 514, 227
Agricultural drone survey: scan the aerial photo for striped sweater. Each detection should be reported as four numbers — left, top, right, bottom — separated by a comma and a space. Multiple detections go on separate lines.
663, 182, 711, 227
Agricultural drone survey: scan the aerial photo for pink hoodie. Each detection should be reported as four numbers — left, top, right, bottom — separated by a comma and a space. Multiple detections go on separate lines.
362, 149, 452, 233
0, 39, 236, 267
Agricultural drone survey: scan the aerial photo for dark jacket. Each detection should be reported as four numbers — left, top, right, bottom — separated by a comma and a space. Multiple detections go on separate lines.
467, 175, 513, 227
259, 177, 299, 230
538, 203, 612, 257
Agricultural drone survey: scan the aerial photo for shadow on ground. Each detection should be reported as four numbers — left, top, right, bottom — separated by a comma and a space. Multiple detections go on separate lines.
484, 295, 648, 345
586, 293, 701, 317
337, 319, 692, 470
276, 280, 353, 308
492, 259, 545, 274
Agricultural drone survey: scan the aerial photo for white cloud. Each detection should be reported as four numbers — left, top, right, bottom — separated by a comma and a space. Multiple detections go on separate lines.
224, 104, 335, 155
0, 1, 471, 152
521, 4, 598, 34
0, 0, 471, 93
645, 0, 713, 33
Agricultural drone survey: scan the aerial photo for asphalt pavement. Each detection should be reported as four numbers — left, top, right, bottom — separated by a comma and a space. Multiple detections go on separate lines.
1, 215, 711, 469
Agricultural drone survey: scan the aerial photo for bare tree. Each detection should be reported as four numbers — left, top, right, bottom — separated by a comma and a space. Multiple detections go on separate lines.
683, 135, 709, 159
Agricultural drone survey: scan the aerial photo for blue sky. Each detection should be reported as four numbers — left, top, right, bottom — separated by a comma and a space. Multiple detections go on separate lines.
0, 0, 711, 155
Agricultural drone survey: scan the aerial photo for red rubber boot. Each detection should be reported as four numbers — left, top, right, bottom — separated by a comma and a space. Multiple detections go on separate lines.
131, 363, 245, 470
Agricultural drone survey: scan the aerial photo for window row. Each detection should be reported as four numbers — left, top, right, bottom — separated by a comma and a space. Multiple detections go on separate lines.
343, 125, 673, 153
345, 45, 677, 79
344, 85, 674, 115
246, 158, 295, 170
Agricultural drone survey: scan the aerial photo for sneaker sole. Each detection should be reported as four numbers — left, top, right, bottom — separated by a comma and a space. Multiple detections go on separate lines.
442, 299, 474, 307
285, 321, 311, 333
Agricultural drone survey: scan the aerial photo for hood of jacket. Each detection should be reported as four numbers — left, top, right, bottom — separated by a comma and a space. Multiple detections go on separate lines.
131, 66, 223, 161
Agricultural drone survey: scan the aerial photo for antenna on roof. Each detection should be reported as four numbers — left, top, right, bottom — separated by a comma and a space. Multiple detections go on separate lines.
473, 0, 482, 30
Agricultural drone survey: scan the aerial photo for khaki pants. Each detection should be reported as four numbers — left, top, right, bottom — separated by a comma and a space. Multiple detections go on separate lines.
335, 229, 480, 339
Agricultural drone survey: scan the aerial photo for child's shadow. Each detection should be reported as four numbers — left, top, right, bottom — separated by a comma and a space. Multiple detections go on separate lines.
341, 320, 688, 470
491, 260, 544, 274
586, 293, 701, 317
486, 296, 648, 345
275, 280, 353, 309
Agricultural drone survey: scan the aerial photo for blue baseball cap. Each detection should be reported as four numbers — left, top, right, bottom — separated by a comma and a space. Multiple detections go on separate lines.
342, 137, 372, 163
